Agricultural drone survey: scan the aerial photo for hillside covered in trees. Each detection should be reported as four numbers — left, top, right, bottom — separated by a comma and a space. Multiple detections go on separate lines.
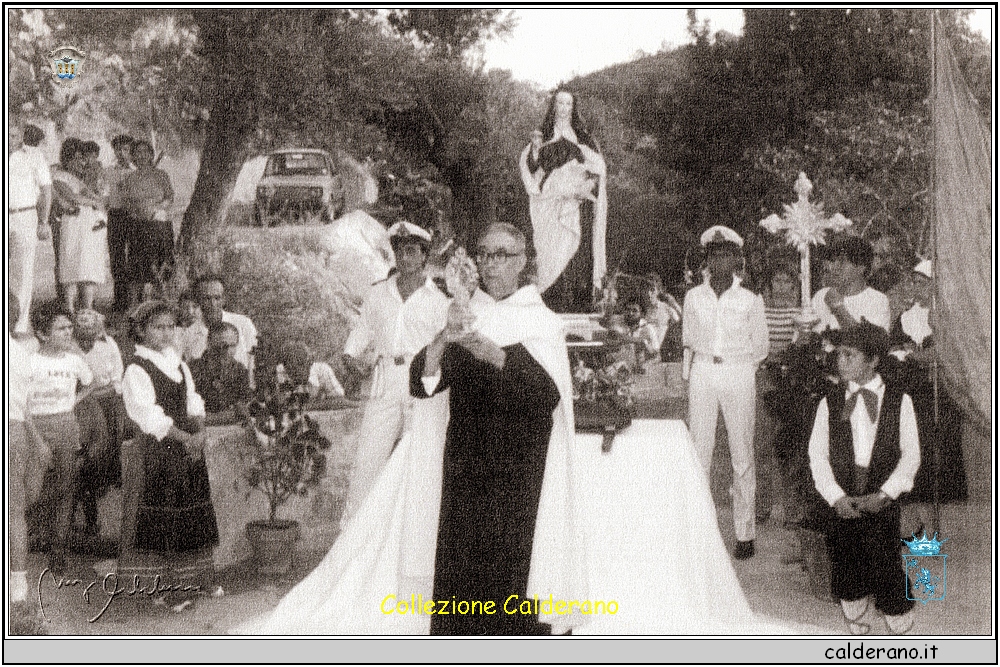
10, 8, 990, 289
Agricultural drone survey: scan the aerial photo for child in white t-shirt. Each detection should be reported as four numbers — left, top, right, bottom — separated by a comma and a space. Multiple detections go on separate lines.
28, 300, 94, 572
812, 237, 891, 333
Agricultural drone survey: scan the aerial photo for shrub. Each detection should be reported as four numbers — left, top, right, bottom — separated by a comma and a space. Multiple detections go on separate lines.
184, 225, 385, 366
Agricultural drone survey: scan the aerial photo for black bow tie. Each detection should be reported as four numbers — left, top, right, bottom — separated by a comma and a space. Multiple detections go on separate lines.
842, 387, 879, 423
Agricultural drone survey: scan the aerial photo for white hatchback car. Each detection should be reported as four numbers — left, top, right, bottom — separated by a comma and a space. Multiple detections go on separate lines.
254, 149, 345, 225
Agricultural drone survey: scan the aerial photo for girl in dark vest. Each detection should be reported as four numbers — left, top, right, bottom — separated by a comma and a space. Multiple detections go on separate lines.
120, 300, 219, 610
807, 322, 920, 635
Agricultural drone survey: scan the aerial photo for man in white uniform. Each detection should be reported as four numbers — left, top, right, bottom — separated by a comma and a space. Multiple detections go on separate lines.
342, 221, 450, 519
812, 236, 891, 333
8, 124, 53, 333
683, 226, 769, 559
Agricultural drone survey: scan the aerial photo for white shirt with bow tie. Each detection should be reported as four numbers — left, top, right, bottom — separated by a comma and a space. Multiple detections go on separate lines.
808, 374, 921, 506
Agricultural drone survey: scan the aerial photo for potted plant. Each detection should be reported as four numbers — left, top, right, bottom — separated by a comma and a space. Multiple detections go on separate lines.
230, 369, 332, 575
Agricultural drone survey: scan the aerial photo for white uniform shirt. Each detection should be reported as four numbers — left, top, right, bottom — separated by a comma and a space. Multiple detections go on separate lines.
27, 351, 94, 416
122, 345, 206, 441
812, 286, 891, 333
8, 145, 52, 210
344, 275, 450, 364
682, 276, 769, 364
808, 375, 921, 506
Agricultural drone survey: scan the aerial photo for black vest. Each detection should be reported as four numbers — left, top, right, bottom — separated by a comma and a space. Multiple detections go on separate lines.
130, 356, 197, 434
826, 380, 905, 496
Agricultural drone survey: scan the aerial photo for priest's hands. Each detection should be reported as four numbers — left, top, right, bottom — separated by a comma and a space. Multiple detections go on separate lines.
455, 332, 506, 369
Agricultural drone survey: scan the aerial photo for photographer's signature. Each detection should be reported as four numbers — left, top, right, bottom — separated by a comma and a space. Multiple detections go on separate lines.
37, 568, 201, 622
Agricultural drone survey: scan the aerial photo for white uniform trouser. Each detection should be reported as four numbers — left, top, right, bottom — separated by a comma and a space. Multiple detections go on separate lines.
8, 209, 38, 333
688, 359, 757, 541
344, 362, 412, 520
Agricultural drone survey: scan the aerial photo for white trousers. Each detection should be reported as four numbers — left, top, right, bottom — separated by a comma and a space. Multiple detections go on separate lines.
8, 210, 38, 333
344, 364, 412, 520
688, 361, 757, 541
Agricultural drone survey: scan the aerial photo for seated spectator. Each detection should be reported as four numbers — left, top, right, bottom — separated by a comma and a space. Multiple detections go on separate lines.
27, 300, 94, 572
74, 309, 124, 395
72, 309, 125, 534
183, 275, 258, 378
190, 321, 252, 424
644, 272, 682, 352
812, 236, 890, 333
623, 300, 660, 363
274, 341, 345, 404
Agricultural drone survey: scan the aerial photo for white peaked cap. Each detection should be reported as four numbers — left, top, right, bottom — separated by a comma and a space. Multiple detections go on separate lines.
388, 220, 432, 242
700, 225, 744, 248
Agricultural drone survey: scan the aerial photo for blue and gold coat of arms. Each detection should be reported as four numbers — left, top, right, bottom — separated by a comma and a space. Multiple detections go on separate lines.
903, 532, 948, 604
48, 46, 86, 81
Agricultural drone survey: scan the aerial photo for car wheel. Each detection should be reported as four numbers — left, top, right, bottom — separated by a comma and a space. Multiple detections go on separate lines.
254, 203, 269, 228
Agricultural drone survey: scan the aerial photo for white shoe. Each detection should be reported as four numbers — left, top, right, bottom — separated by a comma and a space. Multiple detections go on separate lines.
885, 609, 916, 635
840, 598, 871, 635
10, 571, 28, 603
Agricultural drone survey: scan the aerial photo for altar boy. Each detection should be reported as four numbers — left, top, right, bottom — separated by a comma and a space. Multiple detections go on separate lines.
808, 322, 919, 634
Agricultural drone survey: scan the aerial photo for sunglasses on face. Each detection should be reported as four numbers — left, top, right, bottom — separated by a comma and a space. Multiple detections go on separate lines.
475, 248, 523, 264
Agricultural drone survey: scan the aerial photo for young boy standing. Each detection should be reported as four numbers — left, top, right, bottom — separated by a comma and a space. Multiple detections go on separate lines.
28, 300, 94, 572
808, 322, 920, 634
812, 236, 891, 333
683, 225, 770, 559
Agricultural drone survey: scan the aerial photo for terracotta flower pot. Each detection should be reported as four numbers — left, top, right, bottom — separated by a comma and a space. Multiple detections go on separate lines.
246, 519, 301, 575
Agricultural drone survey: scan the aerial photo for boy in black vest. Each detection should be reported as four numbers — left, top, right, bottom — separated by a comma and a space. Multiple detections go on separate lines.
807, 322, 920, 634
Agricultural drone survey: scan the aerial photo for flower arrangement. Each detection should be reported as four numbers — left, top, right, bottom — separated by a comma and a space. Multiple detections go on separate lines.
231, 371, 333, 524
572, 355, 635, 409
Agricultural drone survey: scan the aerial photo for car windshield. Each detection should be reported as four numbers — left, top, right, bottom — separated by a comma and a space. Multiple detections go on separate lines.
265, 153, 329, 176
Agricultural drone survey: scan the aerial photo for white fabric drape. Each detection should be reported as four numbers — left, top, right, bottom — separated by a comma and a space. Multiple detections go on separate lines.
932, 16, 993, 434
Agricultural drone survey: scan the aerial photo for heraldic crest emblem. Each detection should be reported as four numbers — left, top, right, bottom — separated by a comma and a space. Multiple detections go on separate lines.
902, 532, 949, 605
48, 46, 86, 81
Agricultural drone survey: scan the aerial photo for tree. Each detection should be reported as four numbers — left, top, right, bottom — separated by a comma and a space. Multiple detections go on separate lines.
386, 9, 515, 60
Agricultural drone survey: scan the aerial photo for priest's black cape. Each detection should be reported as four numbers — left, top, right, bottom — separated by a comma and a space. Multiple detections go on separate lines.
411, 342, 560, 635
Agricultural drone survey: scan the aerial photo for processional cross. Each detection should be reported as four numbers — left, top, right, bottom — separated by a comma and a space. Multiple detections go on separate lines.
759, 172, 852, 321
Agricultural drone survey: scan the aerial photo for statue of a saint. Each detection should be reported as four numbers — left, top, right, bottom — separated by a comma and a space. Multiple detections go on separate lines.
519, 90, 607, 313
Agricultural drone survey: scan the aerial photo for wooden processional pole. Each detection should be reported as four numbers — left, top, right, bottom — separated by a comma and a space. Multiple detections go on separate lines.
929, 9, 942, 533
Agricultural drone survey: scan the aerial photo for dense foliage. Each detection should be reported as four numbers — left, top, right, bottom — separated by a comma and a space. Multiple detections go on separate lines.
9, 8, 989, 293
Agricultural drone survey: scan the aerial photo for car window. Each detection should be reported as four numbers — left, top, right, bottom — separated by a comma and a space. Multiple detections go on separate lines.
265, 153, 329, 176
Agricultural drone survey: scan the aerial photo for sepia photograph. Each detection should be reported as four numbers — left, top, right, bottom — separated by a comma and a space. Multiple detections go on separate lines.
4, 4, 995, 662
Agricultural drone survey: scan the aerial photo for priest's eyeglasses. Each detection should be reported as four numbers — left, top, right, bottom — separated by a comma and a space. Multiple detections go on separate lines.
475, 248, 523, 264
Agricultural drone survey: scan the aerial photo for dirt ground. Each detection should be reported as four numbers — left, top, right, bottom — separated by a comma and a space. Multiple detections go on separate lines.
10, 500, 991, 636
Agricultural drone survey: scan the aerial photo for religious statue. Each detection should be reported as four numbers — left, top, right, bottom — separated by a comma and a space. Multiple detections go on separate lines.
759, 172, 852, 323
519, 90, 607, 313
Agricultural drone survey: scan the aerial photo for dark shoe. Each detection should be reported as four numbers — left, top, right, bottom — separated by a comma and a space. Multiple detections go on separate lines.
733, 540, 755, 560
